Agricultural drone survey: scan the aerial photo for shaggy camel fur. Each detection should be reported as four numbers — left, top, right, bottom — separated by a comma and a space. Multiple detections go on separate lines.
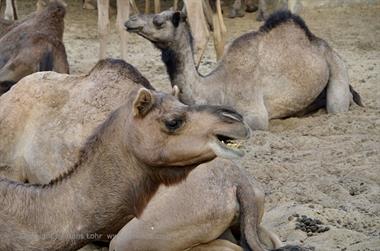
110, 159, 305, 251
125, 10, 363, 130
0, 73, 250, 251
0, 1, 69, 95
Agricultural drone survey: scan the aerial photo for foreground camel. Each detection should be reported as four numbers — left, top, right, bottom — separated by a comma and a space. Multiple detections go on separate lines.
0, 59, 301, 250
0, 1, 69, 95
0, 68, 252, 251
125, 10, 363, 130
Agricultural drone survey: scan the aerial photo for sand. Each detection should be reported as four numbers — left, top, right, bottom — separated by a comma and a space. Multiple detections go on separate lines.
9, 0, 380, 250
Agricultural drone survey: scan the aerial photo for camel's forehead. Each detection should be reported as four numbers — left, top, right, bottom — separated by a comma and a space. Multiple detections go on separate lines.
154, 92, 187, 112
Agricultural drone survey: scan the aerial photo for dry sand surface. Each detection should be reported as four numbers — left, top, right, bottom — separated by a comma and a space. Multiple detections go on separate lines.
9, 0, 380, 250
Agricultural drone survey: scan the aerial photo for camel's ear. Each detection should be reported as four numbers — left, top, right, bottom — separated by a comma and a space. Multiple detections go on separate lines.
133, 88, 155, 117
172, 11, 186, 27
171, 85, 180, 98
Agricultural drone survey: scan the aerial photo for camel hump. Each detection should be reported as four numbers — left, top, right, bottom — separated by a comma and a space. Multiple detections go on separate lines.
88, 59, 154, 90
259, 10, 315, 41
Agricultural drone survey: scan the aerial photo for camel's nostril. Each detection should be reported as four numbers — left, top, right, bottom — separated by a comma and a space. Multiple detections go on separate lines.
221, 112, 242, 122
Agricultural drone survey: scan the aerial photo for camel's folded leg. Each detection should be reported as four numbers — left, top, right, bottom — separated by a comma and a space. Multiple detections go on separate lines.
109, 164, 240, 251
325, 50, 351, 113
188, 239, 242, 251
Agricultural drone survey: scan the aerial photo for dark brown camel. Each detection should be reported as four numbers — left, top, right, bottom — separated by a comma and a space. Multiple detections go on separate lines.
0, 1, 69, 95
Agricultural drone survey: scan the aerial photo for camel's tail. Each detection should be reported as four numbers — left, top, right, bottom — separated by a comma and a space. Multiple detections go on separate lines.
349, 85, 364, 107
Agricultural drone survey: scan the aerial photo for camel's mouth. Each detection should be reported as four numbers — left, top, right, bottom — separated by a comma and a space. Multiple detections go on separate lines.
125, 26, 142, 33
209, 134, 245, 159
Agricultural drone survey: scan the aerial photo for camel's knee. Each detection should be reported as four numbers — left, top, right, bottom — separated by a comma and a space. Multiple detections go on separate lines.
326, 81, 351, 114
189, 239, 243, 251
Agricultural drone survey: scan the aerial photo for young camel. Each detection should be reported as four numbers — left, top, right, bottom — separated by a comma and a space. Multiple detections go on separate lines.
125, 10, 363, 130
0, 59, 299, 251
0, 75, 251, 251
0, 1, 69, 95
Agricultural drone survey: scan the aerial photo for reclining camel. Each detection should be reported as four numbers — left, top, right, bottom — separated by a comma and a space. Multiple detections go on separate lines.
0, 59, 301, 250
0, 62, 254, 250
125, 10, 363, 130
0, 1, 69, 95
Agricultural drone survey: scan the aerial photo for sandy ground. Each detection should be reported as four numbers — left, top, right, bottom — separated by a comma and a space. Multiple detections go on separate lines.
8, 0, 380, 250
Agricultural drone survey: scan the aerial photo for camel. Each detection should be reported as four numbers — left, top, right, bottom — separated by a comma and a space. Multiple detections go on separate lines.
0, 1, 69, 96
0, 62, 252, 251
125, 10, 363, 130
228, 0, 258, 18
0, 59, 302, 251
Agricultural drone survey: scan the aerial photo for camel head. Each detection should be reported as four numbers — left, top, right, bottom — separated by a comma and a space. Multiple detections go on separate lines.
124, 87, 251, 168
125, 10, 187, 50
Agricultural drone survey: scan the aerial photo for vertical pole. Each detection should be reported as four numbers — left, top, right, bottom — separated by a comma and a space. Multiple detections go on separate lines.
97, 0, 110, 59
117, 0, 129, 61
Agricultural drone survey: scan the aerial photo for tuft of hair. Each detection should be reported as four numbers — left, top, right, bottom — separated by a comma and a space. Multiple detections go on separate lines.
349, 85, 364, 107
259, 10, 315, 41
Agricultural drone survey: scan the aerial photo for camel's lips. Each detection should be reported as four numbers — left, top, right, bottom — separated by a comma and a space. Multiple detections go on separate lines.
209, 134, 245, 159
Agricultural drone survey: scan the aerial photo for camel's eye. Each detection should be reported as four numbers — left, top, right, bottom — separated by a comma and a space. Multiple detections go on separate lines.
165, 118, 183, 131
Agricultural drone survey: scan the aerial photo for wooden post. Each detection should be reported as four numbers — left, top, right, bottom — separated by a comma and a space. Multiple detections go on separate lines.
154, 0, 160, 13
117, 0, 129, 61
97, 0, 110, 59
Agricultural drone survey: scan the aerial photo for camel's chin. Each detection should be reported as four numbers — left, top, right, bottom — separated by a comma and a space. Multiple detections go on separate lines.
209, 139, 245, 159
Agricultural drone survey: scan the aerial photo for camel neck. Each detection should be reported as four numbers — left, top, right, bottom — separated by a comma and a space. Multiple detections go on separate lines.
0, 110, 157, 250
161, 25, 203, 105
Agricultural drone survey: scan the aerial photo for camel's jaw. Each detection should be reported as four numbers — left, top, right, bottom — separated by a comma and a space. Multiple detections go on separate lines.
209, 134, 247, 159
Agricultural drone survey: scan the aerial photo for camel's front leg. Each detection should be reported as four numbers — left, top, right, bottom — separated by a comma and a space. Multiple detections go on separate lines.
4, 0, 17, 20
109, 164, 239, 251
188, 239, 242, 251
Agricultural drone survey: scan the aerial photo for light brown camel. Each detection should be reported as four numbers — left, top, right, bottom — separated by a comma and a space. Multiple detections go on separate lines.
0, 59, 303, 251
0, 1, 69, 95
0, 64, 251, 251
125, 10, 363, 130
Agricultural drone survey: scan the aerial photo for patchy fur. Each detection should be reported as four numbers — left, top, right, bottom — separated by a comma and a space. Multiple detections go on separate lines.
259, 10, 315, 41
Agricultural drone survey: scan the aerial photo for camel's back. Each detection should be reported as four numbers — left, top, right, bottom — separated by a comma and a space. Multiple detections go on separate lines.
221, 12, 329, 118
0, 59, 152, 183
